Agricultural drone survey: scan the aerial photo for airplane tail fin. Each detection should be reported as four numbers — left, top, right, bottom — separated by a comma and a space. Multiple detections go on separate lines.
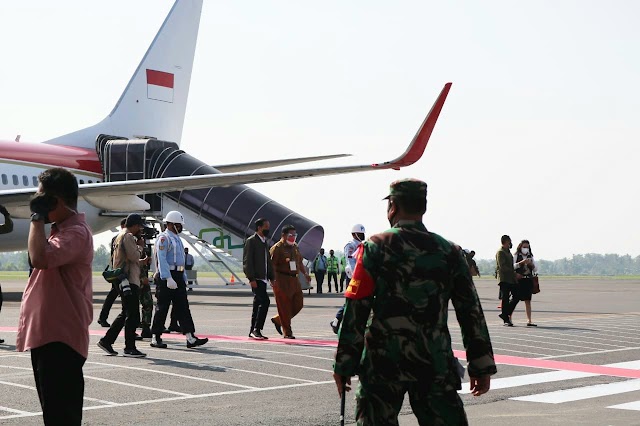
46, 0, 203, 149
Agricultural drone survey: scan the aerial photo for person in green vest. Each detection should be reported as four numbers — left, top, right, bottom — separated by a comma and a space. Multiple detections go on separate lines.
339, 255, 348, 293
326, 249, 340, 293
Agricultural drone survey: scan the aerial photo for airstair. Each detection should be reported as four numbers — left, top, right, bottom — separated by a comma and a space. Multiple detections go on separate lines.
180, 230, 245, 287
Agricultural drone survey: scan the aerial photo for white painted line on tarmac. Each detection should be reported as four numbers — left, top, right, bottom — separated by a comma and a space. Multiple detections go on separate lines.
477, 332, 617, 351
0, 405, 35, 415
84, 375, 192, 396
0, 379, 338, 420
512, 378, 640, 404
608, 400, 640, 411
0, 379, 119, 406
86, 360, 258, 389
541, 347, 640, 359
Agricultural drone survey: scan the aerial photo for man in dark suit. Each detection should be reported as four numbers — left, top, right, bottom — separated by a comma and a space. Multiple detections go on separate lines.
243, 218, 275, 339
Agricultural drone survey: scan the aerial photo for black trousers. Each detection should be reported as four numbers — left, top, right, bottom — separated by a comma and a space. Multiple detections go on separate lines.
98, 284, 119, 321
499, 282, 520, 317
250, 280, 270, 331
327, 272, 338, 292
339, 271, 348, 292
152, 271, 196, 335
104, 284, 141, 349
315, 270, 326, 293
31, 342, 86, 426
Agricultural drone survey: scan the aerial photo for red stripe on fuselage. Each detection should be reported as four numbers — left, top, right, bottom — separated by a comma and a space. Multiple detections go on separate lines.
146, 69, 174, 89
0, 140, 102, 174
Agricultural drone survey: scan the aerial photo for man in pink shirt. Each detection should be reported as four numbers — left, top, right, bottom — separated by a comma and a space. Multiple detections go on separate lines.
17, 168, 93, 426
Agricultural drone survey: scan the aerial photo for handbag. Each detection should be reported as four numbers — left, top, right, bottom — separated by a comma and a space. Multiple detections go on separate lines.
532, 275, 540, 294
102, 234, 127, 284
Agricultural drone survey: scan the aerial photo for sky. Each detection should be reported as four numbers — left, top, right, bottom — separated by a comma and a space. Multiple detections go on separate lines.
1, 0, 639, 261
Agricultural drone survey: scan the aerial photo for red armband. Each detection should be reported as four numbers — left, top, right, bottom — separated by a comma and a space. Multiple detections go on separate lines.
344, 245, 374, 299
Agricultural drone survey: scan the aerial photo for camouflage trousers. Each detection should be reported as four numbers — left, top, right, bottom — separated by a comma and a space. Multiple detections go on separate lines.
139, 284, 153, 328
354, 378, 468, 426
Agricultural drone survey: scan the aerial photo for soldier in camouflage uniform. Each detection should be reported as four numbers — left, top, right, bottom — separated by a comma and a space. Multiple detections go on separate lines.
333, 179, 497, 425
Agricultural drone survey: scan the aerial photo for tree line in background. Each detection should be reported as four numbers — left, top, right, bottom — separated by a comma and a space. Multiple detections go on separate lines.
2, 248, 640, 276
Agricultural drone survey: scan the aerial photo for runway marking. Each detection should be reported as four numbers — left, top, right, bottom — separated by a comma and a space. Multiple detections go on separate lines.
0, 379, 337, 420
512, 379, 640, 403
84, 375, 193, 396
0, 405, 34, 415
86, 360, 258, 390
454, 351, 640, 379
459, 360, 640, 394
476, 332, 617, 351
541, 347, 640, 359
0, 379, 119, 405
608, 400, 640, 411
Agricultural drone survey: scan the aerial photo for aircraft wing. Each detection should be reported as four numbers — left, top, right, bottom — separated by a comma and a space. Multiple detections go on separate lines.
212, 154, 351, 173
0, 83, 451, 216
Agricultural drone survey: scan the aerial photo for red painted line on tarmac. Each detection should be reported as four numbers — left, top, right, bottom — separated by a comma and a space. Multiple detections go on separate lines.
2, 326, 639, 379
452, 350, 640, 380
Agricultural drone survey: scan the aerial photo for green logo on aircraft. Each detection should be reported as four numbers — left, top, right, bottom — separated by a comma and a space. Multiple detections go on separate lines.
198, 227, 244, 250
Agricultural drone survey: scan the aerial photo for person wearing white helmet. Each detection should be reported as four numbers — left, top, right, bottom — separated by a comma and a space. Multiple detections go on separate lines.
329, 224, 366, 333
150, 211, 208, 349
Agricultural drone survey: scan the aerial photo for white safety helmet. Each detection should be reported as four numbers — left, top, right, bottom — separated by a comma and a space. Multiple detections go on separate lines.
351, 224, 365, 234
163, 210, 185, 225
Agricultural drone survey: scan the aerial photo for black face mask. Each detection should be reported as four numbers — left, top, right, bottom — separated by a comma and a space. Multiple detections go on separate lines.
387, 202, 397, 228
509, 243, 513, 249
262, 228, 270, 237
174, 224, 183, 234
30, 193, 57, 223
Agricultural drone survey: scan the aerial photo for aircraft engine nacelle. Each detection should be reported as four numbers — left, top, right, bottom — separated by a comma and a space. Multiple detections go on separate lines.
97, 136, 324, 260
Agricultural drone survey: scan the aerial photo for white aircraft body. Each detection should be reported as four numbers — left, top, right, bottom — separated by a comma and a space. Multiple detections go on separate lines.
0, 0, 451, 261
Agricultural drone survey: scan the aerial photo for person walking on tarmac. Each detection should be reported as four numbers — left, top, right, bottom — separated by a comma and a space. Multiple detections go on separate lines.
269, 225, 311, 339
243, 218, 275, 339
339, 254, 348, 293
97, 218, 126, 327
333, 179, 496, 424
330, 224, 365, 333
97, 214, 149, 357
150, 211, 208, 349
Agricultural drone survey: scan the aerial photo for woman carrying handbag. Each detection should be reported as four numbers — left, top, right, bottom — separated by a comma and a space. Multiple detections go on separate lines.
513, 240, 538, 326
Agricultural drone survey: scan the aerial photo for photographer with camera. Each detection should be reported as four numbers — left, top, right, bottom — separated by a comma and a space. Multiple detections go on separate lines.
97, 214, 149, 358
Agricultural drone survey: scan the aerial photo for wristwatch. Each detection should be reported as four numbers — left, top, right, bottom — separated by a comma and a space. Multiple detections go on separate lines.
30, 212, 45, 222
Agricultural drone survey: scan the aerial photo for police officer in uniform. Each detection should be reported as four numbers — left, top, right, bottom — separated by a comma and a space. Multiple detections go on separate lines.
333, 179, 496, 425
150, 211, 208, 349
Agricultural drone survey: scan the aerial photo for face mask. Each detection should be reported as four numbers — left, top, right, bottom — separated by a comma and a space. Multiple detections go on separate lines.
262, 228, 270, 237
509, 243, 513, 249
521, 247, 529, 255
286, 234, 296, 245
387, 202, 397, 228
174, 224, 183, 234
354, 233, 365, 242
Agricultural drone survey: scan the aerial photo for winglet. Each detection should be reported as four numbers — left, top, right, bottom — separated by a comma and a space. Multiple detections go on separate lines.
378, 82, 452, 169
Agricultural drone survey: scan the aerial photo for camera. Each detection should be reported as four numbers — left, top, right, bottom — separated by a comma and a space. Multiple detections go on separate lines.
120, 279, 132, 297
141, 226, 158, 241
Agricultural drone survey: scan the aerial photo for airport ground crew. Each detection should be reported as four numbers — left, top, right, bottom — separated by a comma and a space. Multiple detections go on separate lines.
150, 211, 208, 349
339, 255, 348, 293
270, 225, 310, 339
326, 250, 340, 293
333, 179, 496, 424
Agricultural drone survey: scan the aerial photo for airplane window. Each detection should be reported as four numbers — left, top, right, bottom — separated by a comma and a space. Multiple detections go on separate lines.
88, 180, 93, 184
32, 176, 38, 187
12, 175, 18, 186
23, 176, 29, 186
79, 179, 85, 184
1, 175, 6, 185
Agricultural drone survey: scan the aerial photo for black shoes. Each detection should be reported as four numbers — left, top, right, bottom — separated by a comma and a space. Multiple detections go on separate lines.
271, 318, 283, 336
186, 336, 209, 348
0, 338, 4, 344
134, 333, 143, 341
150, 335, 168, 349
98, 319, 110, 328
499, 314, 514, 327
97, 339, 118, 356
249, 329, 268, 340
283, 335, 296, 339
141, 327, 152, 339
123, 348, 147, 358
527, 323, 538, 327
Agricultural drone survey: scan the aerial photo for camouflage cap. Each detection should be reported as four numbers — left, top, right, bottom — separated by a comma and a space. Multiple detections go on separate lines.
383, 178, 427, 200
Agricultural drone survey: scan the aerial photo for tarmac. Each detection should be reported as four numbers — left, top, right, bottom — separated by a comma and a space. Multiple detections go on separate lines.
0, 276, 638, 425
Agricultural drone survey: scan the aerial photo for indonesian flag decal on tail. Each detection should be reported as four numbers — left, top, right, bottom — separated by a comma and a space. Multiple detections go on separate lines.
146, 69, 174, 103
